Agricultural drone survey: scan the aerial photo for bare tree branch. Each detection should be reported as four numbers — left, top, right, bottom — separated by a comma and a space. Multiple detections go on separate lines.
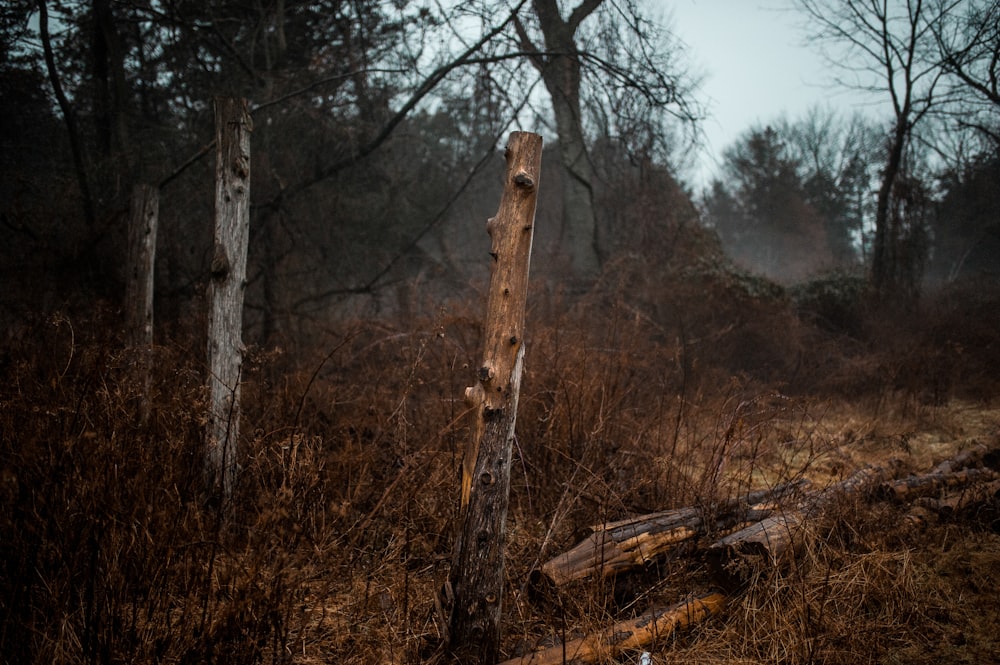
38, 0, 96, 231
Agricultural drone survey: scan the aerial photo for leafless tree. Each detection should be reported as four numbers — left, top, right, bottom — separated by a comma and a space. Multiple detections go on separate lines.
512, 0, 700, 280
796, 0, 948, 295
932, 0, 1000, 144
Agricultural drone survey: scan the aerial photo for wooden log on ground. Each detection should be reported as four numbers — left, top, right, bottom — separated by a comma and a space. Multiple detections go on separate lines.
709, 464, 897, 578
878, 467, 998, 502
535, 507, 774, 588
711, 510, 804, 562
913, 478, 1000, 515
500, 591, 726, 665
536, 507, 701, 587
929, 443, 990, 474
711, 451, 1000, 579
532, 482, 806, 589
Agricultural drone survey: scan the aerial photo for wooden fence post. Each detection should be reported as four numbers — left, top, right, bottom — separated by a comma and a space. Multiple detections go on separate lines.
206, 97, 252, 500
447, 131, 543, 663
126, 183, 159, 347
125, 182, 159, 422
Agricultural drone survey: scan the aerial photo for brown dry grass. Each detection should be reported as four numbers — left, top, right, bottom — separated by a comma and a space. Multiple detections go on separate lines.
2, 274, 999, 665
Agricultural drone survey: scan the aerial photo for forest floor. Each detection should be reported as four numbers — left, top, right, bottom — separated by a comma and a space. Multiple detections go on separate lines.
3, 277, 1000, 664
494, 396, 1000, 665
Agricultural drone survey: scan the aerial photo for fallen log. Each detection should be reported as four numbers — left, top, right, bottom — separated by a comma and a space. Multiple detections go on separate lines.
532, 482, 806, 589
878, 467, 999, 503
710, 510, 804, 562
929, 442, 990, 474
709, 453, 1000, 579
708, 464, 897, 578
500, 591, 726, 665
913, 478, 1000, 515
512, 448, 1000, 663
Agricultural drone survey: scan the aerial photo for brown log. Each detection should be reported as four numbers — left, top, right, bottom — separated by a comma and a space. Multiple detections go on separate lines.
533, 482, 806, 588
538, 507, 701, 586
499, 592, 726, 665
536, 507, 775, 588
709, 465, 896, 575
929, 443, 990, 474
447, 131, 543, 664
913, 478, 1000, 515
878, 467, 999, 502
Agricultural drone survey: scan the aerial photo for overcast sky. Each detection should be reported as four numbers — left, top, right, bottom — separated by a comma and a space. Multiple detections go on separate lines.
659, 0, 887, 189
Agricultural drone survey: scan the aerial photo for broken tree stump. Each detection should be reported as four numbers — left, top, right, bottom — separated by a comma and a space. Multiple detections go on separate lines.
447, 131, 543, 664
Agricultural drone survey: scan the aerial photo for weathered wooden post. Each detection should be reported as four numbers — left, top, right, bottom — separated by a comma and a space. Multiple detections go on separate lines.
126, 183, 160, 347
125, 182, 159, 422
206, 97, 252, 500
447, 131, 543, 663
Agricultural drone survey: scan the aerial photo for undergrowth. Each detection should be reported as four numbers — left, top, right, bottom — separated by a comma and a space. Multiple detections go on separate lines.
1, 274, 999, 664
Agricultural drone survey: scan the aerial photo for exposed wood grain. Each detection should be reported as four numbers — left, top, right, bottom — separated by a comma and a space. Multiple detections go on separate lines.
448, 131, 543, 664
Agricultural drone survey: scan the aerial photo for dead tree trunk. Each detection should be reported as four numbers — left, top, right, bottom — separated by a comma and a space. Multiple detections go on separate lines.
447, 131, 543, 664
126, 183, 159, 346
206, 97, 252, 500
125, 183, 159, 422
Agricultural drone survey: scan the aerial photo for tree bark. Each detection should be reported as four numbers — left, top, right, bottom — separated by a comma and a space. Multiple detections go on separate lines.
532, 482, 806, 589
125, 183, 159, 423
126, 184, 159, 348
447, 131, 543, 664
38, 0, 96, 231
528, 0, 602, 280
872, 119, 908, 295
206, 97, 252, 500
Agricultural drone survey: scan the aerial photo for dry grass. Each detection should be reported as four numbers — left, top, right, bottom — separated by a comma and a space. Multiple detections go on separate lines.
2, 274, 999, 664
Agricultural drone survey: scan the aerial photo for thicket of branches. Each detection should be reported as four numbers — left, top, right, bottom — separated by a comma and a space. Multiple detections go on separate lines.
2, 0, 999, 345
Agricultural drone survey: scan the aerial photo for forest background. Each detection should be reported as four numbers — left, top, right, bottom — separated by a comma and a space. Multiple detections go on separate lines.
1, 0, 997, 333
2, 0, 1000, 663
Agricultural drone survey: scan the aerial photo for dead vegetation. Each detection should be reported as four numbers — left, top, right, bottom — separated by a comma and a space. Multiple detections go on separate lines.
2, 270, 999, 664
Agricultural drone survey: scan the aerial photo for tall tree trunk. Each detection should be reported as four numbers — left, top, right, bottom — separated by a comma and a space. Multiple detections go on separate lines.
38, 0, 96, 231
126, 183, 159, 423
206, 98, 253, 500
125, 184, 159, 347
91, 0, 131, 202
448, 132, 543, 664
545, 64, 600, 278
531, 0, 603, 280
872, 120, 907, 296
